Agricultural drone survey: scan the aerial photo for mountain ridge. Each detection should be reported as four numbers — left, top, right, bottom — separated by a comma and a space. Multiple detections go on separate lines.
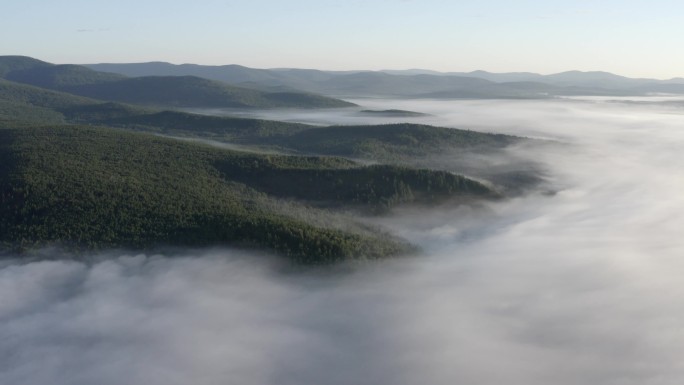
84, 59, 684, 98
0, 56, 356, 109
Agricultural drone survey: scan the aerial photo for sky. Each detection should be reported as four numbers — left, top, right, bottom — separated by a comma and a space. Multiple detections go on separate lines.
3, 0, 684, 79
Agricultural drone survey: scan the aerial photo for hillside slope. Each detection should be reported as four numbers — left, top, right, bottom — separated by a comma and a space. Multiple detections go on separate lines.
0, 77, 533, 190
272, 123, 518, 159
0, 56, 356, 109
57, 76, 356, 108
0, 125, 496, 262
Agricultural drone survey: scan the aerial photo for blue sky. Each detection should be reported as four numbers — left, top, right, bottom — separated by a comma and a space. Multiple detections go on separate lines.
3, 0, 683, 78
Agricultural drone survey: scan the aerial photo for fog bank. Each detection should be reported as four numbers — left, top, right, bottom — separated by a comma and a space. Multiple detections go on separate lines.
3, 97, 684, 384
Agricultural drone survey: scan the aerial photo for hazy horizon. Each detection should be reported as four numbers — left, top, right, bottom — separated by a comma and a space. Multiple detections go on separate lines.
73, 59, 684, 81
4, 0, 684, 79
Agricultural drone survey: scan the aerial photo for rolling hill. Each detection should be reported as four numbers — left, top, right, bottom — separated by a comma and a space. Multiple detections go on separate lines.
51, 75, 356, 108
270, 123, 518, 159
0, 71, 518, 261
0, 76, 522, 158
0, 56, 356, 109
0, 125, 496, 262
0, 56, 53, 77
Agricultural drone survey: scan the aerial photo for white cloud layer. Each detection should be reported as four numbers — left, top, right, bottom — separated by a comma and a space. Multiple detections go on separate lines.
3, 97, 684, 384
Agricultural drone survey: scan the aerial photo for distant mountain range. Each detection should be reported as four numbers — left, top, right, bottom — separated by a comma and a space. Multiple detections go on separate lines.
86, 61, 684, 98
0, 56, 354, 109
6, 56, 683, 101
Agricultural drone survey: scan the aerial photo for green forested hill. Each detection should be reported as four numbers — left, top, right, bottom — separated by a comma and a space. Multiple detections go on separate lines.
0, 78, 96, 109
0, 78, 160, 115
92, 109, 519, 157
0, 56, 52, 77
6, 63, 125, 88
270, 123, 519, 161
54, 75, 357, 108
0, 79, 145, 125
0, 79, 85, 125
0, 77, 519, 159
94, 114, 537, 195
99, 110, 312, 141
0, 125, 496, 262
0, 64, 528, 261
359, 109, 429, 117
216, 156, 495, 213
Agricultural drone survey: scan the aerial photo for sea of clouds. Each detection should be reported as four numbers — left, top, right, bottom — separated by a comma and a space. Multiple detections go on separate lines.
3, 97, 684, 384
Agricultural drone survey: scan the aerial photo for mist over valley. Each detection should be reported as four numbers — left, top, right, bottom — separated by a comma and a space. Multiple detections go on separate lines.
3, 63, 684, 383
5, 0, 684, 382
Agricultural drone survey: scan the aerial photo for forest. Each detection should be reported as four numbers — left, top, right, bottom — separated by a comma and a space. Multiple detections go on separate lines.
0, 56, 528, 262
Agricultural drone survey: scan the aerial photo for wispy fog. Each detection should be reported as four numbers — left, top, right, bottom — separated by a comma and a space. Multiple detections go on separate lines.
4, 98, 684, 384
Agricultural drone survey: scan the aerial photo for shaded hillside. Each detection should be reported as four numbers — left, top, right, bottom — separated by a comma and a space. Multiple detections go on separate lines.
22, 89, 518, 161
6, 63, 125, 88
0, 79, 96, 125
0, 72, 537, 195
262, 123, 541, 195
57, 76, 356, 108
87, 61, 340, 91
0, 78, 519, 158
0, 56, 357, 109
0, 56, 52, 77
218, 162, 494, 213
0, 79, 150, 125
100, 110, 311, 141
272, 123, 519, 160
359, 109, 428, 117
0, 125, 496, 262
0, 78, 95, 109
94, 110, 528, 183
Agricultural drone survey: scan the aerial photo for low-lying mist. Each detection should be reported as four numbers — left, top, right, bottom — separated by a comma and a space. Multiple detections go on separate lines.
4, 97, 684, 384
